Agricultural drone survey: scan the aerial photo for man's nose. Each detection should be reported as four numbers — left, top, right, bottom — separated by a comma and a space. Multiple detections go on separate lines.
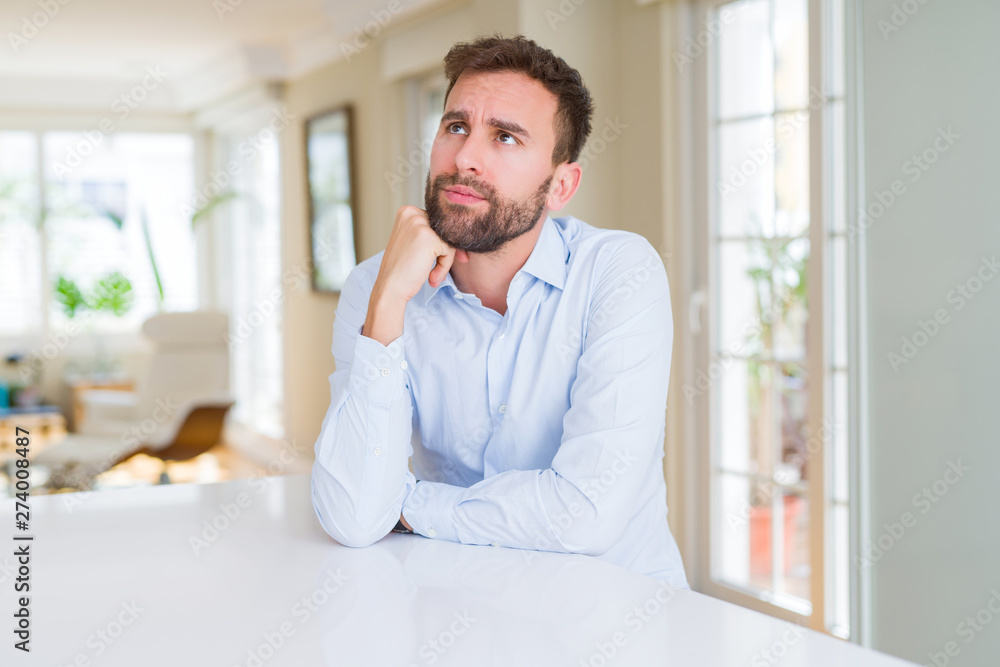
453, 129, 486, 175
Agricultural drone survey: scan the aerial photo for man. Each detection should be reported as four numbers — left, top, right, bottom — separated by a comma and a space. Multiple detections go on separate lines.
311, 34, 688, 588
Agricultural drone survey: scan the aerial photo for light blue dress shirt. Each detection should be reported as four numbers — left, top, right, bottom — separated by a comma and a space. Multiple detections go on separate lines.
311, 214, 688, 588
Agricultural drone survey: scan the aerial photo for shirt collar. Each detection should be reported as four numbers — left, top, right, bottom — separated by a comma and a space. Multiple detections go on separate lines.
421, 215, 568, 306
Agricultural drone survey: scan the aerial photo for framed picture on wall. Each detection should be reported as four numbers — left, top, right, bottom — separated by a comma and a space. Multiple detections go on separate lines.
305, 105, 359, 293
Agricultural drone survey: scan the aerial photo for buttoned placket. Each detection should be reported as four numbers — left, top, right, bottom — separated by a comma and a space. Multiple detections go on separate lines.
487, 274, 525, 429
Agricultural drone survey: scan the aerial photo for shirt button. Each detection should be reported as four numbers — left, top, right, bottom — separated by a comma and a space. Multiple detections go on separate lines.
498, 331, 505, 340
454, 293, 464, 300
373, 447, 382, 456
490, 541, 499, 548
400, 360, 408, 370
499, 404, 507, 414
380, 368, 390, 377
427, 527, 437, 538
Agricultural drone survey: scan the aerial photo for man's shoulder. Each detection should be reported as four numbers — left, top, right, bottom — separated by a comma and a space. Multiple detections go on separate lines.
554, 215, 662, 272
341, 250, 386, 296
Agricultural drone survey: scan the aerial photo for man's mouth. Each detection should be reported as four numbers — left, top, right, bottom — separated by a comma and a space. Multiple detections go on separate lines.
444, 185, 487, 204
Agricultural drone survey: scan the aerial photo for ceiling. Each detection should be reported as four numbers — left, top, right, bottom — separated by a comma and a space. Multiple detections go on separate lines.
0, 0, 438, 112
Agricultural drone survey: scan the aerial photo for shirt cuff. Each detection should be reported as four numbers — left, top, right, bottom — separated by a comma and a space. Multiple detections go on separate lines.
345, 325, 407, 407
401, 480, 466, 543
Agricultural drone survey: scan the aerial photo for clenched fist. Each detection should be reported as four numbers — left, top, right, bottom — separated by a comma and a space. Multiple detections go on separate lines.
362, 205, 468, 346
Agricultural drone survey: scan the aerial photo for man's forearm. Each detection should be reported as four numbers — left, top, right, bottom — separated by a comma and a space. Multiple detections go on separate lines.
362, 282, 408, 346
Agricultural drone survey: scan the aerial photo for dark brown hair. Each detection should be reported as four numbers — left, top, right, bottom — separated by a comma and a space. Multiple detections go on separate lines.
442, 33, 594, 166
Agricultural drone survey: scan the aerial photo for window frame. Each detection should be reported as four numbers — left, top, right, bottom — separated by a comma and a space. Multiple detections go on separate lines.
674, 0, 867, 638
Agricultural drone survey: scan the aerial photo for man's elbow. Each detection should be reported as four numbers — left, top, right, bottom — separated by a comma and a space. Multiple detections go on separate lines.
310, 472, 392, 548
558, 513, 627, 557
312, 498, 391, 548
573, 528, 622, 557
319, 520, 384, 549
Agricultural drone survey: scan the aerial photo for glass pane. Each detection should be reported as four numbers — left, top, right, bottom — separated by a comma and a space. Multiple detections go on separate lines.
229, 135, 284, 438
714, 473, 759, 586
717, 118, 776, 237
718, 240, 769, 356
777, 491, 810, 600
829, 0, 846, 98
0, 132, 42, 337
716, 0, 774, 120
831, 502, 850, 636
831, 235, 847, 367
422, 84, 446, 175
830, 101, 846, 233
773, 0, 809, 111
775, 114, 810, 237
307, 110, 356, 292
43, 132, 197, 335
831, 370, 849, 502
773, 237, 810, 360
718, 358, 775, 476
778, 361, 809, 484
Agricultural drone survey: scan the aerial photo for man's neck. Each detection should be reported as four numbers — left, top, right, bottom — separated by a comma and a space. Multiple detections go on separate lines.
449, 214, 547, 316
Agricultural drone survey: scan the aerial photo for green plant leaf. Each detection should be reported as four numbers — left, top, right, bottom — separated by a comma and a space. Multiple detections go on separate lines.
54, 275, 88, 318
91, 271, 134, 317
139, 208, 164, 308
190, 191, 238, 228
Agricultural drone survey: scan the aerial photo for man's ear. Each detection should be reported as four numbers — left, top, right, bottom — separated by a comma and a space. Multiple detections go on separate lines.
546, 161, 582, 212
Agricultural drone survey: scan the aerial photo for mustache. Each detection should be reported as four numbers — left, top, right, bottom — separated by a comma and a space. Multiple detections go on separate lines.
432, 173, 497, 202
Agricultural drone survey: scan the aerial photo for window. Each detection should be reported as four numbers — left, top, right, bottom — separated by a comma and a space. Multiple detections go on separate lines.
687, 0, 850, 636
213, 123, 284, 439
0, 132, 42, 338
403, 71, 447, 207
0, 131, 196, 343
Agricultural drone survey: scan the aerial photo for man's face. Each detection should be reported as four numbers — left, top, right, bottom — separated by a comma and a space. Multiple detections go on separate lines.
424, 70, 560, 253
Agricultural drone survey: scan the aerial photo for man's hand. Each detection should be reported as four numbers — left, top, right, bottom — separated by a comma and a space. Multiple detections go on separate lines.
362, 205, 468, 346
399, 512, 413, 531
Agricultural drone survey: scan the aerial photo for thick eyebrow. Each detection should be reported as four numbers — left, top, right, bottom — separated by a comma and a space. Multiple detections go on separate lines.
440, 109, 532, 140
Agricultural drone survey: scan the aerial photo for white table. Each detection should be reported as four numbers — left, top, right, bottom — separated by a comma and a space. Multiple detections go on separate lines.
0, 474, 915, 666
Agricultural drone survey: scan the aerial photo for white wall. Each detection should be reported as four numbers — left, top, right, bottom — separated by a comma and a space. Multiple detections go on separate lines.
861, 0, 1000, 663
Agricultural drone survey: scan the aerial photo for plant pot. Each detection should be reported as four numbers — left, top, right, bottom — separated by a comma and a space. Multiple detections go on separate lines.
749, 494, 805, 578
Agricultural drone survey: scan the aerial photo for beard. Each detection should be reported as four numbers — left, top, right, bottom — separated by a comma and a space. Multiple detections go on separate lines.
424, 171, 552, 254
